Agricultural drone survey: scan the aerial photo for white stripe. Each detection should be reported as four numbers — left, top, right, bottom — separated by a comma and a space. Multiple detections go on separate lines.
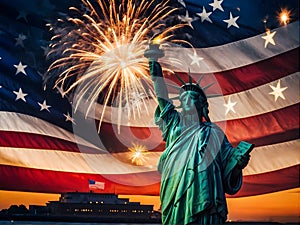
243, 140, 300, 175
204, 72, 299, 121
80, 72, 299, 125
161, 21, 299, 73
0, 140, 298, 175
0, 112, 104, 151
0, 147, 160, 174
1, 72, 297, 137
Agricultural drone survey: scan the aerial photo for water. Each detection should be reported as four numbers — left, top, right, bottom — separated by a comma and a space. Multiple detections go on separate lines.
0, 222, 161, 225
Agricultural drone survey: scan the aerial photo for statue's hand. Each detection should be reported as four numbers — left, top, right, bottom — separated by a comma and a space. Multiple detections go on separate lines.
236, 154, 250, 170
144, 44, 164, 61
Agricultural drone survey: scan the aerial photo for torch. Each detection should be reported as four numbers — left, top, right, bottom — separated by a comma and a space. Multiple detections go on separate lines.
144, 34, 165, 61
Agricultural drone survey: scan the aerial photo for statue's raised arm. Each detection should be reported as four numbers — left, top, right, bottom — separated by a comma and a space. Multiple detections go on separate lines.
144, 44, 169, 111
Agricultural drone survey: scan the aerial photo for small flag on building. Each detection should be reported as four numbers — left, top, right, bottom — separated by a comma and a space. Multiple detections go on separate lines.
88, 179, 105, 190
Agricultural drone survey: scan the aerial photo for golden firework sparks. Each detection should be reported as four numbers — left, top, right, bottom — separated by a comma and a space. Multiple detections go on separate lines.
277, 8, 292, 25
46, 0, 185, 132
128, 143, 149, 166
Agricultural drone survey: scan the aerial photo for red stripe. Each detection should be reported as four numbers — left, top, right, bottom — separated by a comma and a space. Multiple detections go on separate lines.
232, 165, 300, 197
0, 131, 98, 153
0, 165, 161, 195
98, 104, 299, 152
167, 48, 299, 95
1, 104, 298, 152
98, 123, 165, 153
224, 103, 299, 146
0, 164, 298, 196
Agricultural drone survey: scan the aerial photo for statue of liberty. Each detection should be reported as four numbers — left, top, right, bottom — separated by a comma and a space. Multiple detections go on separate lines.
145, 44, 254, 225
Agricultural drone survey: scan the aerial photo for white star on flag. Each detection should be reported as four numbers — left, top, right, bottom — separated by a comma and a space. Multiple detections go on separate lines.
262, 30, 277, 48
178, 10, 195, 28
15, 34, 27, 48
209, 0, 224, 12
269, 80, 287, 101
13, 88, 28, 102
223, 12, 239, 28
14, 61, 27, 75
64, 112, 76, 124
38, 100, 51, 112
56, 86, 66, 98
41, 45, 51, 56
16, 10, 28, 22
197, 7, 212, 23
188, 52, 203, 66
224, 96, 237, 115
177, 0, 186, 8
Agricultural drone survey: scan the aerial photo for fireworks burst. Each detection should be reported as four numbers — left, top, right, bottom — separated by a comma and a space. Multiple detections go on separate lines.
128, 143, 149, 166
278, 8, 291, 25
46, 0, 185, 132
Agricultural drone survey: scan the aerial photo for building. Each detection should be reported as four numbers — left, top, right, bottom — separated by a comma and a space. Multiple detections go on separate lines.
28, 192, 161, 223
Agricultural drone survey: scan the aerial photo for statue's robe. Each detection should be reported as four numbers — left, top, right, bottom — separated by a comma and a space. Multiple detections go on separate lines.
155, 102, 252, 225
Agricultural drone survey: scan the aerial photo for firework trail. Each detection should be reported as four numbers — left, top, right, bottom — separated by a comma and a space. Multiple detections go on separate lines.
46, 0, 185, 132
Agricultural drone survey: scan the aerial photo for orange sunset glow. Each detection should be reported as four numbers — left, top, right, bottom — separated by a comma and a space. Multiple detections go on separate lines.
1, 188, 299, 223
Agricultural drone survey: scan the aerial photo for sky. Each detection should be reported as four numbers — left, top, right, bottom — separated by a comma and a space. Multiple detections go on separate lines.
0, 188, 299, 223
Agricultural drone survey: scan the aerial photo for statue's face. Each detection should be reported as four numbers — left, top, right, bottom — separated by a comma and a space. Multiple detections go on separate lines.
180, 91, 201, 114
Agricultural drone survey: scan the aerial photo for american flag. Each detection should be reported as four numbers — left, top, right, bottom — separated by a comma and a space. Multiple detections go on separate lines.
0, 0, 299, 197
88, 180, 105, 190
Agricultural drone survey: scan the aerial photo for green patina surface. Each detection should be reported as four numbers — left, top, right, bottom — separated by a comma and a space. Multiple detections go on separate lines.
147, 55, 253, 225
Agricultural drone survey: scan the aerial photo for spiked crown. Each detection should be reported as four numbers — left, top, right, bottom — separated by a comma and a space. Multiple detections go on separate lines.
167, 71, 217, 104
179, 83, 207, 99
